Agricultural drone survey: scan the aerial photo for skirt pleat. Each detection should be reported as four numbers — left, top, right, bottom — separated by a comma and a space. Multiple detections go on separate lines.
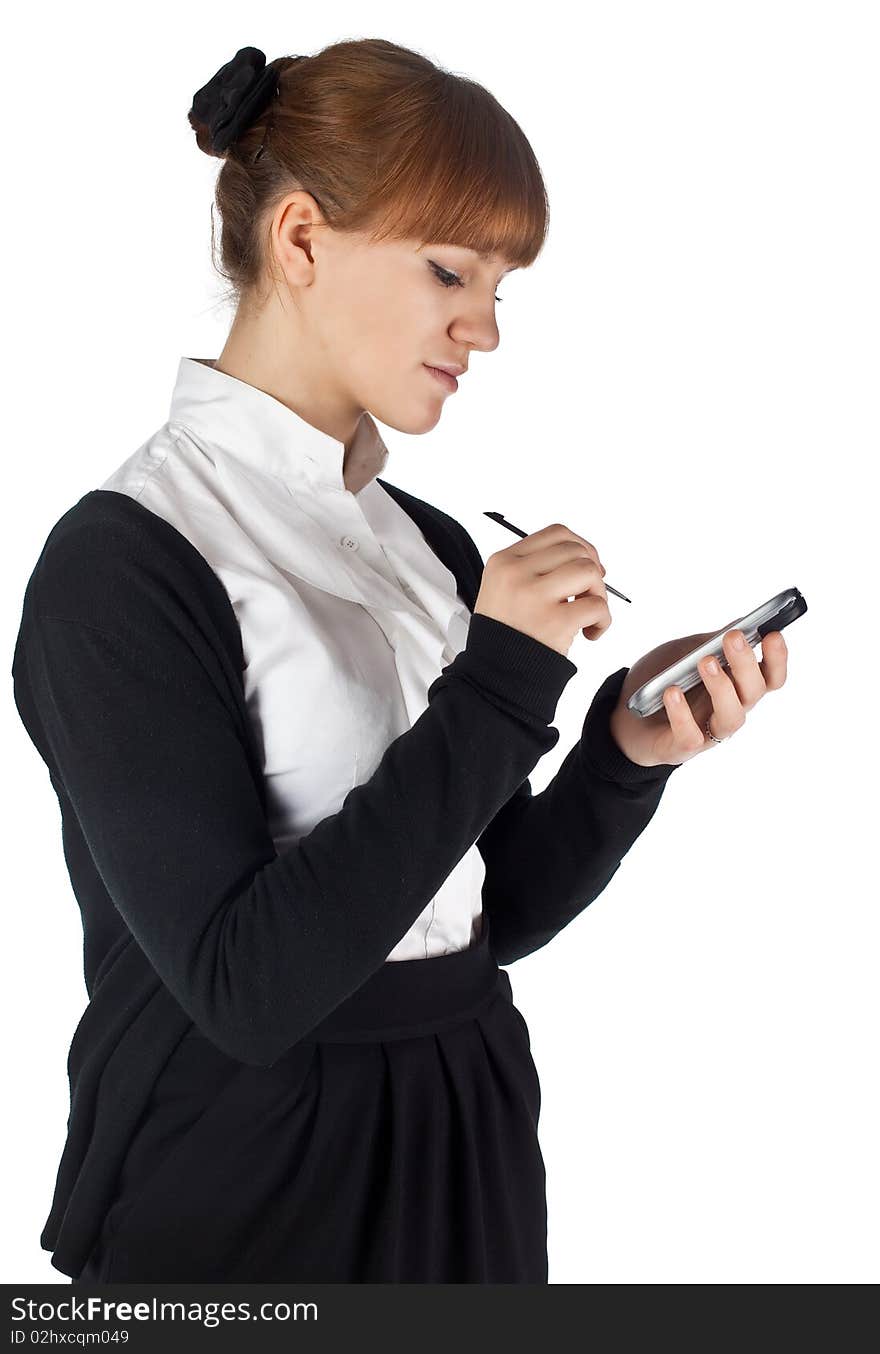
75, 914, 548, 1284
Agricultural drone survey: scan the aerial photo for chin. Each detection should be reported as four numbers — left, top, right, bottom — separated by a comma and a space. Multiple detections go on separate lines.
372, 398, 444, 436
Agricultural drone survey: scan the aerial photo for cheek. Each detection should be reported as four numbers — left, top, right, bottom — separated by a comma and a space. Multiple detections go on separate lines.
364, 297, 434, 371
320, 268, 444, 386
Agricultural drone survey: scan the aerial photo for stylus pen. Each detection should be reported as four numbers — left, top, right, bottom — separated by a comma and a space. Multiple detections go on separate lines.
483, 511, 632, 604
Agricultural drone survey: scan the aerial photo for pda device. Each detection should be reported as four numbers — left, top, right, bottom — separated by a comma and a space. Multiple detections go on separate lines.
626, 586, 806, 718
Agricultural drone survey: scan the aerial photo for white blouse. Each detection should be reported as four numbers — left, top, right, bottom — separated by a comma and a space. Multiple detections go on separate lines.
99, 356, 486, 961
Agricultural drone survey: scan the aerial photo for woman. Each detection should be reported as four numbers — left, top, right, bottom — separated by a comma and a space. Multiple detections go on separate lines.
11, 39, 788, 1284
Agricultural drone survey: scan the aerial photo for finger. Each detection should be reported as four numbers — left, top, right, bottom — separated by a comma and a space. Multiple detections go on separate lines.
516, 523, 606, 575
573, 570, 612, 640
758, 630, 788, 690
720, 629, 767, 710
579, 590, 612, 640
662, 685, 707, 755
697, 651, 746, 737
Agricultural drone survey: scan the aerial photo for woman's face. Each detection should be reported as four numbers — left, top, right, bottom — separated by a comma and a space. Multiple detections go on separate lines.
270, 191, 518, 435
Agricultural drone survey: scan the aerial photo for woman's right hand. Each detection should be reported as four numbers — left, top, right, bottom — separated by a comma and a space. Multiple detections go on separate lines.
473, 523, 611, 658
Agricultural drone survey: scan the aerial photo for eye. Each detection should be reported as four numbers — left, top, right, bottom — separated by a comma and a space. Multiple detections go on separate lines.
429, 260, 504, 303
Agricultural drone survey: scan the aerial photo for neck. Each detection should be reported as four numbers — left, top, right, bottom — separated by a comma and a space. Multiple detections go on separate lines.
215, 315, 366, 477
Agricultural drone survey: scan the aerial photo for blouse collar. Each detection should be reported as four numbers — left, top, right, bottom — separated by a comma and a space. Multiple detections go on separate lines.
167, 356, 389, 495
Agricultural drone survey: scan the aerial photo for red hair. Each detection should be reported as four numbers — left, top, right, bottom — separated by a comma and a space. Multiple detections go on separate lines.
188, 38, 549, 307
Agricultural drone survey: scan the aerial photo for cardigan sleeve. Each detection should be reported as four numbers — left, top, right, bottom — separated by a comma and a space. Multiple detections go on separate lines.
448, 521, 682, 965
476, 667, 680, 964
12, 517, 578, 1068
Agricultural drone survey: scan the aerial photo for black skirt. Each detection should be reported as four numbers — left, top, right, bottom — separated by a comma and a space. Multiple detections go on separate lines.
75, 914, 548, 1283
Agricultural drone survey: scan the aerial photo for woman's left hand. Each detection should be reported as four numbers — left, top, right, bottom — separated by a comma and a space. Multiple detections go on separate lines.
608, 627, 789, 768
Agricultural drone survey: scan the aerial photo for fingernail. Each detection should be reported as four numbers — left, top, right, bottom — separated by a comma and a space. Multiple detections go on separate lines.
732, 632, 745, 650
705, 658, 718, 675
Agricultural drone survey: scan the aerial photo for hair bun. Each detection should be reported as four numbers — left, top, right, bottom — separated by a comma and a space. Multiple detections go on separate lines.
189, 47, 281, 155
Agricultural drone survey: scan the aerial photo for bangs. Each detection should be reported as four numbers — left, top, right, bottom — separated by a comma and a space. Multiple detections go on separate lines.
203, 38, 551, 302
351, 74, 548, 269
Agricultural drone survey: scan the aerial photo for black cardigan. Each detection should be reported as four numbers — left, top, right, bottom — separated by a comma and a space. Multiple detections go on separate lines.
11, 479, 679, 1279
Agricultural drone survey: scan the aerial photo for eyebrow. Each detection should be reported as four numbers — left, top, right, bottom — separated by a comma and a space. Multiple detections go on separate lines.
425, 243, 515, 274
463, 251, 511, 277
475, 250, 516, 274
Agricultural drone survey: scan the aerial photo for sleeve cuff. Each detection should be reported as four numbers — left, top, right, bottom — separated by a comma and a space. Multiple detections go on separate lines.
580, 667, 682, 785
452, 612, 578, 725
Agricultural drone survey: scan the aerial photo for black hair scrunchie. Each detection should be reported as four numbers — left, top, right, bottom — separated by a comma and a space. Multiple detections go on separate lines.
189, 47, 281, 154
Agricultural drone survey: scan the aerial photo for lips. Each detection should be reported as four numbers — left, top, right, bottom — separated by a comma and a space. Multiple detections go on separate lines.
424, 364, 459, 392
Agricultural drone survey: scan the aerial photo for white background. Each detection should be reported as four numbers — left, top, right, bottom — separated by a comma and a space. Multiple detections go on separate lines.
3, 0, 877, 1284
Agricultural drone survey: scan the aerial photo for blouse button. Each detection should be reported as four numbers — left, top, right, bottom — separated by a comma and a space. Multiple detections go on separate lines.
339, 535, 359, 551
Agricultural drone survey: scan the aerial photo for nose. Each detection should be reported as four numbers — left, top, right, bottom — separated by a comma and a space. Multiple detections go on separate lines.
448, 308, 500, 355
